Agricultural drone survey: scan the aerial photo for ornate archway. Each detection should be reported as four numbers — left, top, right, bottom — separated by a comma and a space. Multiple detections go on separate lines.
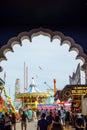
0, 28, 87, 72
1, 28, 87, 103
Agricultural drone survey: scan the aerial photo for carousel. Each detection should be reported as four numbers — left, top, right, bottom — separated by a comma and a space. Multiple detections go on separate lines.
16, 77, 51, 110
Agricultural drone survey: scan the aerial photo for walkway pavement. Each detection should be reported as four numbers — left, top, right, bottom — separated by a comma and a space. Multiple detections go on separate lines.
16, 121, 37, 130
15, 120, 71, 130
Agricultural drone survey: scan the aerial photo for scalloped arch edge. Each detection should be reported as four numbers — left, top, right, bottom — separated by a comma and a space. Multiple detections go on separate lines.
0, 28, 87, 71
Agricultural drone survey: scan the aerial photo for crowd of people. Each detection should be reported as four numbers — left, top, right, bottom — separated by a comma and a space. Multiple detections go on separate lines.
0, 106, 87, 130
0, 110, 30, 130
37, 107, 87, 130
0, 112, 16, 130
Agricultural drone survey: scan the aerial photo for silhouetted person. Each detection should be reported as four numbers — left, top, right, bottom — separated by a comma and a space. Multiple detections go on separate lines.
46, 111, 54, 130
0, 114, 5, 130
11, 113, 16, 130
4, 112, 11, 130
37, 113, 48, 130
51, 115, 64, 130
20, 111, 29, 130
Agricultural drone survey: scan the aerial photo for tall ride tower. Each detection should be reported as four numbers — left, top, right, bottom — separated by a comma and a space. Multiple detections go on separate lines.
15, 78, 20, 100
53, 78, 57, 94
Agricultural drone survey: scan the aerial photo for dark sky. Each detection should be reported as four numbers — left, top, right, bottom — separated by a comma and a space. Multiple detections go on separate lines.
0, 0, 87, 54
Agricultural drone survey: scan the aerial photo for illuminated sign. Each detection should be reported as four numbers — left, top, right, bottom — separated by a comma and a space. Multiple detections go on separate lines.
72, 86, 87, 95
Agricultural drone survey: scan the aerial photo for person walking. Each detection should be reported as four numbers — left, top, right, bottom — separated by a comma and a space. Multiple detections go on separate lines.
20, 111, 29, 130
4, 112, 12, 130
51, 115, 64, 130
60, 107, 65, 125
65, 110, 71, 129
0, 114, 5, 130
75, 115, 85, 130
37, 113, 48, 130
11, 113, 16, 130
46, 111, 54, 130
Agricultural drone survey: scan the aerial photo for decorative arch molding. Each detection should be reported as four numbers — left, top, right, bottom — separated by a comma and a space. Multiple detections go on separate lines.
0, 28, 87, 71
57, 84, 87, 101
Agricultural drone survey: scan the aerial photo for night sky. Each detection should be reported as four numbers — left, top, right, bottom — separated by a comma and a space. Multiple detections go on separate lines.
0, 0, 87, 54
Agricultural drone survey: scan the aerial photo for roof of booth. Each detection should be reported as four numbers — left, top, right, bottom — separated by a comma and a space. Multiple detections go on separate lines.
28, 77, 41, 93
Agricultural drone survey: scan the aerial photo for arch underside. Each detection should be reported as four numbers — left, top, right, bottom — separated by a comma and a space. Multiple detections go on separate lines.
0, 28, 87, 70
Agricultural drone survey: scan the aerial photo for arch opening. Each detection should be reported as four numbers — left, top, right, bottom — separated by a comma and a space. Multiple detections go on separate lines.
0, 28, 87, 101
